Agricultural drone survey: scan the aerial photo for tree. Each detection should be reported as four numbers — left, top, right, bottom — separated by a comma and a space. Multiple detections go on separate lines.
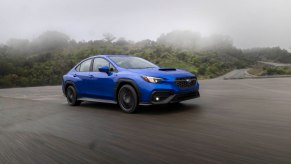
157, 30, 201, 50
103, 33, 116, 43
115, 37, 130, 46
136, 39, 155, 48
6, 39, 30, 56
31, 31, 70, 52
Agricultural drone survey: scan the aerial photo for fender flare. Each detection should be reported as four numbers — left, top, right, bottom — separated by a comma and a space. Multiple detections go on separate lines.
63, 81, 77, 96
114, 78, 141, 101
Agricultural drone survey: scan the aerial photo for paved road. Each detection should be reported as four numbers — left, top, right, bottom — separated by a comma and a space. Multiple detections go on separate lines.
221, 69, 291, 80
0, 78, 291, 163
217, 69, 248, 79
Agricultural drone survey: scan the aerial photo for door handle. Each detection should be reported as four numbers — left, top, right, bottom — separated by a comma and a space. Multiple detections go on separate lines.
73, 74, 77, 77
89, 75, 94, 78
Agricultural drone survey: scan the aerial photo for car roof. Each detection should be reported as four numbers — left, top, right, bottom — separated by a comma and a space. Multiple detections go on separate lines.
91, 54, 130, 58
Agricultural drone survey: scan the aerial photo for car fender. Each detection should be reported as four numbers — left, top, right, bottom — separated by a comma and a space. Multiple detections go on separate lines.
63, 80, 78, 96
114, 78, 141, 101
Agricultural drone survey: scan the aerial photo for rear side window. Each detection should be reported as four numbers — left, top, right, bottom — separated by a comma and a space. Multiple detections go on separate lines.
77, 59, 92, 72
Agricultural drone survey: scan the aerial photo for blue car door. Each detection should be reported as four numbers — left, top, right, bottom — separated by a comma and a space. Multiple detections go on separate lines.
73, 59, 92, 97
87, 58, 116, 100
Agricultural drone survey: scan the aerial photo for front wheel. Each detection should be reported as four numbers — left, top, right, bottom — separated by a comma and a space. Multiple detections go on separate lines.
118, 85, 138, 113
66, 85, 81, 106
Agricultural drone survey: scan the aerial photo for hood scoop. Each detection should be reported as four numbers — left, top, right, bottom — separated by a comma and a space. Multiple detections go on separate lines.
159, 68, 176, 71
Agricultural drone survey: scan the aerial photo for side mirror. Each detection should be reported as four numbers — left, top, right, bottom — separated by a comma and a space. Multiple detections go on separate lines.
98, 66, 110, 73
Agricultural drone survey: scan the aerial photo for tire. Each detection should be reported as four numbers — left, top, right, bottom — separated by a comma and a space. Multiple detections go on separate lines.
118, 84, 138, 113
66, 85, 81, 106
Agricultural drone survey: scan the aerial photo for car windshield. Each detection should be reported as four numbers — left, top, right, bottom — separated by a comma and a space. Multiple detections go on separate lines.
109, 56, 158, 69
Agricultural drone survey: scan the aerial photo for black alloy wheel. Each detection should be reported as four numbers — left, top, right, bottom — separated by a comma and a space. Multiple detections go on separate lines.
66, 85, 81, 106
118, 85, 138, 113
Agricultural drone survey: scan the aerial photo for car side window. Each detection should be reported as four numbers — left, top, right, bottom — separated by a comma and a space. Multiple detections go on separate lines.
79, 59, 92, 72
93, 58, 116, 72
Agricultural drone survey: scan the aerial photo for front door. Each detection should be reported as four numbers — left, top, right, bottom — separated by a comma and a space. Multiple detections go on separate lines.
87, 58, 116, 100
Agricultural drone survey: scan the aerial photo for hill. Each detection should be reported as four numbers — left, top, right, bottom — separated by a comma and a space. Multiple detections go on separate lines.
1, 30, 291, 88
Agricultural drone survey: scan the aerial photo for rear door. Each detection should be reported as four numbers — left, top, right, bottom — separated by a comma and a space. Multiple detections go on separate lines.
73, 59, 92, 97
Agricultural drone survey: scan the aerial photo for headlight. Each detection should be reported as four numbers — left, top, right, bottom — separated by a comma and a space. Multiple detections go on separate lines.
142, 76, 163, 83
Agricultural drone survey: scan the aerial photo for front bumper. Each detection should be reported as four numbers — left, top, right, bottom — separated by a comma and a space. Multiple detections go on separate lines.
150, 90, 200, 104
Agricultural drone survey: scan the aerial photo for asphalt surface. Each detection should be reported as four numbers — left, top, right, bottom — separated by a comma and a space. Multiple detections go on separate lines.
217, 69, 248, 79
0, 78, 291, 163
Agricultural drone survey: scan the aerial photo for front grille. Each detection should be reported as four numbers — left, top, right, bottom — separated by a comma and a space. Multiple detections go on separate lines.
175, 77, 196, 88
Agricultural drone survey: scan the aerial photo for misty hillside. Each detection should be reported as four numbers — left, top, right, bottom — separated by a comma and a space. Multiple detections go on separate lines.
1, 30, 291, 88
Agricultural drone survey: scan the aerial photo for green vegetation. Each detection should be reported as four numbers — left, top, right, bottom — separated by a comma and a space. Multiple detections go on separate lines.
1, 30, 291, 88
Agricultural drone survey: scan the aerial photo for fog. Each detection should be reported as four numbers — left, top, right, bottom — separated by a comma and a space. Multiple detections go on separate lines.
0, 0, 291, 50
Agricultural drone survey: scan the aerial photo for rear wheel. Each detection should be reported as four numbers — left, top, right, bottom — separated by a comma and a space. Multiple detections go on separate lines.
118, 85, 138, 113
66, 85, 81, 106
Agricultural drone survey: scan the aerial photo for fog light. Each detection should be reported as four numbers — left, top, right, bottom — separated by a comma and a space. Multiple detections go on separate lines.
156, 97, 159, 101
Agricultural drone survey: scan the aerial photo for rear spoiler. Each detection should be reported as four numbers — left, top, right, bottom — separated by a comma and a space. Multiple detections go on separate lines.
159, 68, 176, 71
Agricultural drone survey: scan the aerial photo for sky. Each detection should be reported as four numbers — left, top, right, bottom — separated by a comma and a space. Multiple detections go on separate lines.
0, 0, 291, 50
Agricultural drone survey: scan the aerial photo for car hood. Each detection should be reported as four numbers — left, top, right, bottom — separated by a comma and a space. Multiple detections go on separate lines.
127, 68, 195, 79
